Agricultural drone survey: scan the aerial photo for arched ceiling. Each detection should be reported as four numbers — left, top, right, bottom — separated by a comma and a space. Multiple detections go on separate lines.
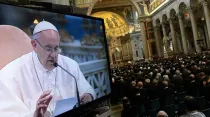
92, 11, 129, 37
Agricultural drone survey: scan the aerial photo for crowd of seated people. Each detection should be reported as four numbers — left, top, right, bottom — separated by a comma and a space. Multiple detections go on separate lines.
111, 52, 210, 117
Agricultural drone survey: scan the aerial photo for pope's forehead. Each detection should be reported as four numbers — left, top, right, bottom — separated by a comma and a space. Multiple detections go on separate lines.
38, 30, 60, 41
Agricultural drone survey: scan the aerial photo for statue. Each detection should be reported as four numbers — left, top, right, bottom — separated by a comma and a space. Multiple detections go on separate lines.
163, 36, 170, 52
139, 2, 149, 15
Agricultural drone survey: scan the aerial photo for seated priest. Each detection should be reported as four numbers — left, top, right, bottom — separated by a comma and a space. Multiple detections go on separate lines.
0, 21, 96, 117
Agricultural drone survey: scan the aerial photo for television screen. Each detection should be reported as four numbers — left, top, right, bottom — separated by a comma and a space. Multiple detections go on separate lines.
0, 3, 111, 117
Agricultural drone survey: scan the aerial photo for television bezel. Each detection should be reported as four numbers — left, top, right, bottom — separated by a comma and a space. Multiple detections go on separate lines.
0, 2, 112, 116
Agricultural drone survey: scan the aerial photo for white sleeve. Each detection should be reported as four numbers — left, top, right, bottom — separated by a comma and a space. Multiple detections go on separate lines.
0, 62, 35, 117
0, 80, 34, 117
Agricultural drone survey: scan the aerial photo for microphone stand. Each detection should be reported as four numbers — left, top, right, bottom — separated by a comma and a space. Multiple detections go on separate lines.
53, 63, 81, 107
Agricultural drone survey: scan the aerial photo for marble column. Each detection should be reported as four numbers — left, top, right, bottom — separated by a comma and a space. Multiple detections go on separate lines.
162, 23, 167, 37
154, 26, 161, 57
161, 22, 169, 57
169, 18, 178, 54
202, 0, 210, 49
178, 13, 188, 54
189, 7, 200, 52
158, 26, 164, 57
139, 20, 149, 60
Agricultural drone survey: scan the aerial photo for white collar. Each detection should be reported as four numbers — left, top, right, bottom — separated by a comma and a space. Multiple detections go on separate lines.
32, 51, 56, 73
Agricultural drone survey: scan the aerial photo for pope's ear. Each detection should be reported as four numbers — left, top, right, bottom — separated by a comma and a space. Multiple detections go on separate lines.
31, 40, 37, 49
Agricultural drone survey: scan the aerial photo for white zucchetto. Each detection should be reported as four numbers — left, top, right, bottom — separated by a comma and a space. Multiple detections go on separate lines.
33, 21, 58, 35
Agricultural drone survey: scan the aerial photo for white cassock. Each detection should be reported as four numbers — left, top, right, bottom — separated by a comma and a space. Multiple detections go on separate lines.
0, 51, 96, 117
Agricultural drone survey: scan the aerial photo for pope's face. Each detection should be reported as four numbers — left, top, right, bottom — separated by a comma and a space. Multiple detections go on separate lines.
32, 30, 60, 70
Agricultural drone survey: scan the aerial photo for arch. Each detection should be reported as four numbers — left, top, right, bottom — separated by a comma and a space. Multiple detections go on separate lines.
178, 2, 188, 14
156, 19, 161, 26
164, 4, 177, 18
87, 0, 142, 16
170, 9, 177, 19
178, 0, 190, 7
91, 11, 129, 37
92, 8, 130, 24
162, 14, 168, 22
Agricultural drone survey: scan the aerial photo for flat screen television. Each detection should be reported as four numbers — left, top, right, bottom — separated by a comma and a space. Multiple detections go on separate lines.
0, 2, 111, 117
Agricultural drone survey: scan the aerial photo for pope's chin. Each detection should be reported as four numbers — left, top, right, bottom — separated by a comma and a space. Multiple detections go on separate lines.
46, 60, 56, 70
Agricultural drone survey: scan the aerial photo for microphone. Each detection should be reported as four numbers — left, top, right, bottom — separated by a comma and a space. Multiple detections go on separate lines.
53, 62, 81, 107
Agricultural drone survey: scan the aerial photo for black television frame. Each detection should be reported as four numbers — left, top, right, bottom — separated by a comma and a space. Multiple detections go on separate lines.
0, 2, 112, 117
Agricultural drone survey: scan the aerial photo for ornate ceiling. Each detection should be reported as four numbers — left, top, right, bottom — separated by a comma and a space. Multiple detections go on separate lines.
92, 11, 129, 38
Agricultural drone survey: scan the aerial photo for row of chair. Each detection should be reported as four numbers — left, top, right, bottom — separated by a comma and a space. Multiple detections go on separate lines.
134, 95, 207, 117
135, 103, 210, 117
131, 85, 208, 117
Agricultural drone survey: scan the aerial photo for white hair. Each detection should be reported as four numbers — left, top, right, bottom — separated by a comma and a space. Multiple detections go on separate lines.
163, 75, 169, 79
131, 81, 136, 86
157, 73, 161, 77
157, 110, 168, 117
31, 32, 40, 40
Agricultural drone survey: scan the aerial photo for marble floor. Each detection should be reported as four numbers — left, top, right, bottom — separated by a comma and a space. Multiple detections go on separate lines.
110, 104, 122, 117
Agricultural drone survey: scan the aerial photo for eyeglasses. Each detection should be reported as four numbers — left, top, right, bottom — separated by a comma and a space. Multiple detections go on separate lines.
35, 39, 61, 54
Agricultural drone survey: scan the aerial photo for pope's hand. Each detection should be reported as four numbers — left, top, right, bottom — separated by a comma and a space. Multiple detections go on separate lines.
80, 93, 93, 104
34, 91, 53, 117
